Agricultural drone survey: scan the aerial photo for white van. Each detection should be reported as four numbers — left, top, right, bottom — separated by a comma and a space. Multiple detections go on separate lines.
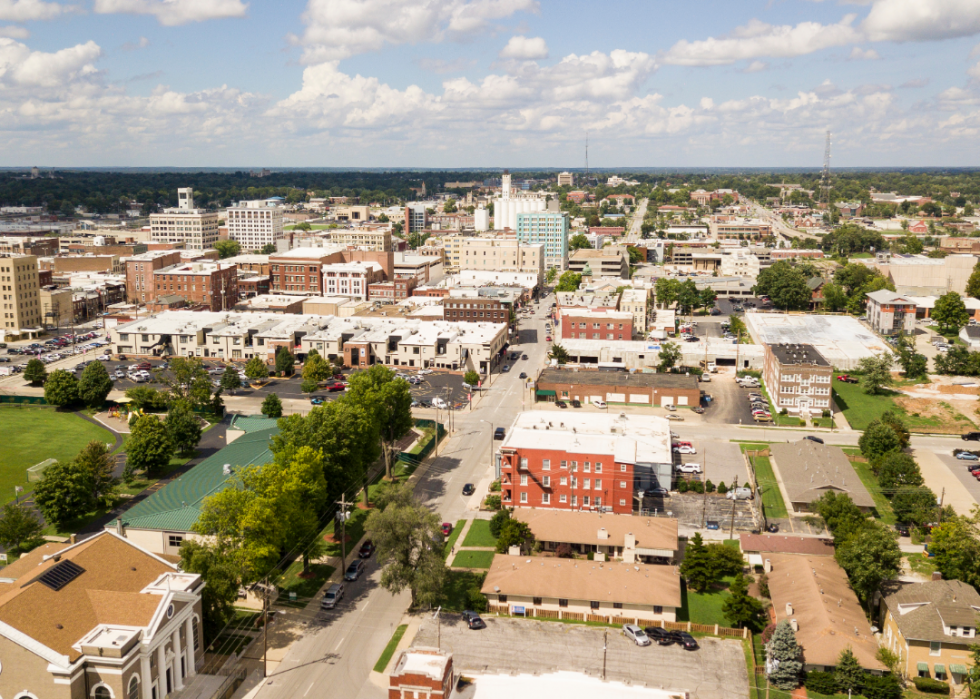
431, 397, 448, 409
592, 399, 607, 409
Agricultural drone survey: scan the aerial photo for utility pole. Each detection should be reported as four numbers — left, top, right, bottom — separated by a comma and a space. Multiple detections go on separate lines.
336, 495, 351, 571
602, 629, 607, 680
434, 606, 442, 650
729, 476, 738, 540
262, 575, 270, 678
735, 331, 741, 373
701, 448, 708, 528
938, 487, 946, 524
488, 422, 494, 472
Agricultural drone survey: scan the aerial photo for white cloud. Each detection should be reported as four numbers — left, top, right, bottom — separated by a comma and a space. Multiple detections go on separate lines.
862, 0, 980, 42
0, 37, 100, 87
499, 35, 547, 59
848, 46, 879, 59
0, 0, 69, 21
291, 0, 538, 63
969, 62, 980, 80
416, 57, 475, 73
663, 17, 860, 66
742, 60, 768, 73
0, 24, 28, 38
93, 0, 247, 26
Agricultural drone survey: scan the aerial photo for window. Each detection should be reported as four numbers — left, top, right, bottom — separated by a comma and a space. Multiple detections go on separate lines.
94, 688, 111, 699
572, 496, 577, 506
559, 494, 567, 503
595, 480, 601, 490
583, 496, 590, 506
560, 460, 567, 469
542, 493, 550, 504
584, 479, 590, 489
595, 462, 602, 473
558, 598, 568, 607
590, 600, 600, 610
533, 597, 542, 606
620, 481, 627, 488
520, 458, 528, 469
619, 499, 626, 506
129, 676, 139, 699
930, 642, 942, 656
499, 595, 507, 603
542, 459, 551, 470
583, 462, 591, 473
620, 464, 627, 472
613, 602, 623, 609
520, 492, 527, 503
571, 461, 578, 471
167, 534, 183, 548
543, 476, 550, 487
193, 617, 200, 650
520, 474, 528, 486
654, 606, 663, 615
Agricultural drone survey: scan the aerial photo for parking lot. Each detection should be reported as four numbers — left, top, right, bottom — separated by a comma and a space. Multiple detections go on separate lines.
413, 616, 748, 699
937, 452, 980, 503
672, 436, 749, 489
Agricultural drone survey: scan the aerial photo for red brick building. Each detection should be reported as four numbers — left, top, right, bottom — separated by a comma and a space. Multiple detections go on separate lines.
388, 649, 453, 699
413, 287, 450, 298
238, 275, 270, 299
442, 297, 508, 323
559, 309, 633, 341
126, 250, 182, 303
368, 276, 418, 302
589, 226, 625, 238
269, 247, 394, 293
152, 261, 238, 312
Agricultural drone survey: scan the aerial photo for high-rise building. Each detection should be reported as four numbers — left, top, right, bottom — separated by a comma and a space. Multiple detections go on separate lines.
493, 169, 548, 230
0, 254, 42, 335
404, 203, 428, 234
516, 211, 570, 271
149, 189, 220, 250
557, 171, 574, 186
226, 200, 285, 251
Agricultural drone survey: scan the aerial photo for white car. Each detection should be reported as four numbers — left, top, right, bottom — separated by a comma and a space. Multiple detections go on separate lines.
418, 368, 434, 375
677, 463, 702, 474
672, 445, 697, 454
592, 399, 607, 409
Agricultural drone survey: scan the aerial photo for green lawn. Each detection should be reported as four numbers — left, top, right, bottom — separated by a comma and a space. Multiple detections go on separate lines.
374, 624, 408, 672
441, 570, 487, 612
676, 576, 734, 627
832, 379, 972, 433
462, 519, 497, 547
227, 609, 262, 631
847, 457, 896, 525
905, 552, 939, 578
276, 562, 335, 608
745, 453, 788, 519
452, 550, 495, 569
0, 406, 114, 504
443, 519, 465, 559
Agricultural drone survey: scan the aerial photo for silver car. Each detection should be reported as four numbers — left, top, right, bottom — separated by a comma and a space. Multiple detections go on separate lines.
623, 624, 651, 646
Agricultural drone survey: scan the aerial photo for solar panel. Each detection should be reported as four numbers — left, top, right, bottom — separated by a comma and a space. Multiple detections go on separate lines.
37, 559, 85, 591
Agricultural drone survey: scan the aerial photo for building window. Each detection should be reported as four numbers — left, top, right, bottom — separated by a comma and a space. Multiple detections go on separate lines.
595, 462, 602, 473
129, 676, 139, 699
559, 598, 568, 607
613, 602, 623, 609
560, 460, 567, 469
583, 496, 589, 506
620, 499, 626, 506
499, 595, 507, 603
542, 493, 550, 504
930, 642, 942, 656
620, 464, 627, 472
654, 606, 663, 615
520, 474, 528, 486
542, 459, 551, 470
533, 597, 542, 606
520, 492, 527, 503
595, 479, 601, 490
94, 688, 111, 699
559, 494, 567, 503
193, 617, 200, 650
543, 476, 550, 487
590, 601, 600, 610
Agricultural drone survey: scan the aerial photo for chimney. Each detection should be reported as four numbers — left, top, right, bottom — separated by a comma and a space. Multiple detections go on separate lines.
69, 534, 77, 545
598, 527, 609, 540
116, 519, 125, 537
786, 603, 793, 616
764, 558, 772, 573
933, 571, 943, 581
790, 619, 799, 632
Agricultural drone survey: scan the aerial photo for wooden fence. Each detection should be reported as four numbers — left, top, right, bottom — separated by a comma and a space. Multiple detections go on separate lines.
486, 606, 749, 639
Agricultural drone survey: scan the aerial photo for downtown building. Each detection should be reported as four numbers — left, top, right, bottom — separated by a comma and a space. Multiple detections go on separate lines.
226, 199, 285, 251
149, 188, 220, 250
516, 211, 570, 271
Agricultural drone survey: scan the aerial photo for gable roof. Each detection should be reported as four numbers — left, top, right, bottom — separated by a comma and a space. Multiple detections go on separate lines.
513, 509, 677, 552
884, 579, 980, 643
806, 277, 825, 291
739, 534, 834, 557
769, 440, 875, 509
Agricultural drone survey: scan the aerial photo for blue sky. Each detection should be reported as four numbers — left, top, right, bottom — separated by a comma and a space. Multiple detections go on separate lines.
2, 0, 980, 167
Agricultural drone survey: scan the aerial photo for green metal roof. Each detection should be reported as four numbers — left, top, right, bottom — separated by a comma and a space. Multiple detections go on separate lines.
112, 426, 278, 534
228, 415, 280, 434
918, 662, 929, 672
951, 664, 967, 675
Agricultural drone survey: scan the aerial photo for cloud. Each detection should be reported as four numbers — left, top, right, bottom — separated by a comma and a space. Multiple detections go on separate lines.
970, 62, 980, 80
862, 0, 980, 42
0, 24, 28, 38
899, 77, 929, 88
121, 36, 150, 51
499, 35, 547, 59
742, 60, 768, 73
415, 56, 476, 73
290, 0, 539, 63
848, 46, 879, 59
0, 0, 69, 21
0, 37, 100, 87
94, 0, 247, 26
663, 17, 861, 66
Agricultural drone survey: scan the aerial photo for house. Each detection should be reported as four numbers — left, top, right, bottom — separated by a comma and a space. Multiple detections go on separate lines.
481, 555, 682, 623
389, 648, 454, 699
738, 533, 835, 567
0, 531, 204, 699
879, 577, 980, 687
959, 325, 980, 349
835, 202, 865, 219
807, 277, 825, 309
512, 509, 678, 563
768, 440, 876, 514
907, 220, 929, 234
865, 290, 918, 336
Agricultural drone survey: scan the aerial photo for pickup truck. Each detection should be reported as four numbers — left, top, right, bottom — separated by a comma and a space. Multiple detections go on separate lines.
836, 375, 860, 384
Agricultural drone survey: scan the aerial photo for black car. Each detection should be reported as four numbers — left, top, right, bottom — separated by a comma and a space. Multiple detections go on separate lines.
804, 435, 824, 445
555, 400, 567, 408
494, 427, 506, 440
462, 483, 475, 496
895, 523, 911, 537
570, 399, 581, 408
519, 372, 527, 379
670, 631, 699, 650
644, 626, 674, 645
964, 432, 980, 441
358, 540, 375, 558
344, 559, 365, 581
462, 610, 486, 630
521, 354, 528, 360
969, 463, 980, 473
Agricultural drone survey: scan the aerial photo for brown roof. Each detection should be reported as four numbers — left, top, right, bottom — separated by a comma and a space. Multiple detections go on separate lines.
513, 509, 678, 552
0, 532, 176, 661
883, 579, 980, 643
481, 554, 682, 608
739, 534, 835, 557
769, 441, 875, 509
766, 553, 884, 670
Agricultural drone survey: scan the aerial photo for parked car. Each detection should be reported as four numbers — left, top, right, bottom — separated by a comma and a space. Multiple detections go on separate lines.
895, 524, 910, 537
705, 520, 720, 531
692, 406, 705, 414
324, 382, 346, 392
804, 436, 824, 445
545, 336, 552, 342
344, 559, 365, 581
310, 396, 324, 405
518, 372, 527, 379
555, 400, 567, 408
441, 522, 453, 537
623, 624, 651, 647
462, 610, 486, 630
676, 463, 702, 474
358, 540, 375, 558
570, 400, 581, 408
672, 445, 696, 455
956, 451, 979, 461
592, 399, 607, 409
644, 487, 669, 497
521, 354, 528, 360
727, 487, 754, 500
321, 583, 344, 609
494, 427, 506, 440
664, 403, 676, 411
670, 631, 699, 650
431, 397, 447, 409
666, 414, 685, 421
964, 432, 980, 441
462, 483, 475, 496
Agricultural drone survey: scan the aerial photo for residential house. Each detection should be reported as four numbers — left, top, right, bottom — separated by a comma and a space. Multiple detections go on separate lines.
768, 440, 876, 514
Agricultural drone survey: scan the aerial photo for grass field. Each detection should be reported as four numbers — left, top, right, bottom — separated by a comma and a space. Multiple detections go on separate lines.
374, 624, 408, 672
452, 550, 495, 569
462, 519, 497, 547
276, 562, 335, 608
441, 570, 487, 612
443, 519, 465, 559
675, 576, 735, 626
0, 406, 113, 503
832, 379, 972, 433
750, 455, 789, 519
847, 457, 896, 525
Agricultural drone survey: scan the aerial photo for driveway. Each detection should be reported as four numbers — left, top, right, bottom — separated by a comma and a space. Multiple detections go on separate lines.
413, 616, 748, 699
915, 449, 977, 516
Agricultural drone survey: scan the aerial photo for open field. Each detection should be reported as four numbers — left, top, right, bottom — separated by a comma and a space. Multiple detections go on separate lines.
832, 379, 974, 433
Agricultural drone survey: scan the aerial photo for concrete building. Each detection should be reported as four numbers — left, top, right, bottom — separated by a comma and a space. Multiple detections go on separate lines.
710, 219, 772, 239
481, 554, 681, 623
557, 171, 575, 186
0, 530, 203, 699
769, 440, 875, 513
865, 289, 918, 336
404, 203, 428, 234
618, 288, 650, 336
226, 199, 285, 251
326, 226, 392, 251
323, 262, 385, 300
719, 250, 761, 279
516, 211, 570, 271
149, 189, 220, 250
533, 368, 700, 409
0, 235, 59, 257
152, 261, 238, 312
389, 648, 454, 699
39, 285, 73, 327
762, 343, 833, 415
444, 236, 545, 282
745, 313, 891, 370
269, 247, 394, 295
234, 294, 308, 314
498, 411, 673, 514
43, 254, 123, 275
559, 309, 633, 341
393, 253, 444, 284
492, 172, 547, 231
224, 254, 270, 275
0, 253, 42, 337
879, 254, 976, 296
125, 250, 183, 303
568, 248, 629, 279
442, 296, 508, 323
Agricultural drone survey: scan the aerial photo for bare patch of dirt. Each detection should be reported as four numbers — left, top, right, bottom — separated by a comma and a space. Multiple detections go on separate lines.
893, 396, 979, 432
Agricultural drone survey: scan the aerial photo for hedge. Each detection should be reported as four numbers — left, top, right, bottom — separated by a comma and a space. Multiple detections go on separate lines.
913, 676, 949, 694
804, 671, 838, 696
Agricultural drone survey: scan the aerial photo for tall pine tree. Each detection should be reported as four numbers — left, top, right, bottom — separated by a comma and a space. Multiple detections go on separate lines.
768, 620, 803, 690
679, 532, 714, 593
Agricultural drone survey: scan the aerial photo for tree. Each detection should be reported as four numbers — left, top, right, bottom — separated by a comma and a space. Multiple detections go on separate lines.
23, 358, 46, 385
125, 386, 169, 411
495, 519, 535, 554
834, 648, 864, 694
161, 357, 209, 403
73, 440, 118, 506
489, 508, 512, 538
680, 533, 715, 593
934, 291, 970, 332
754, 261, 811, 310
0, 501, 42, 554
78, 361, 113, 407
261, 393, 283, 418
822, 282, 848, 312
658, 341, 681, 371
165, 400, 202, 456
835, 521, 901, 610
126, 414, 174, 479
859, 420, 901, 462
768, 620, 803, 690
676, 279, 699, 315
655, 277, 681, 309
891, 486, 938, 527
244, 356, 269, 382
816, 492, 869, 544
857, 353, 894, 395
545, 267, 558, 284
33, 460, 96, 532
275, 347, 295, 376
464, 370, 480, 386
302, 352, 330, 384
220, 366, 242, 393
877, 451, 923, 491
862, 674, 902, 699
44, 369, 79, 407
721, 573, 765, 630
707, 542, 746, 577
260, 243, 277, 254
548, 344, 570, 365
555, 270, 582, 292
568, 233, 591, 250
967, 260, 980, 300
179, 540, 241, 643
346, 365, 413, 480
895, 333, 928, 379
698, 287, 717, 312
213, 240, 241, 259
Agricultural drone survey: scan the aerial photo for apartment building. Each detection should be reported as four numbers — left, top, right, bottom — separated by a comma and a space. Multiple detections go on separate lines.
497, 411, 673, 514
711, 219, 772, 239
322, 262, 384, 300
0, 235, 59, 257
404, 203, 428, 233
559, 308, 633, 341
762, 343, 833, 415
270, 247, 394, 295
42, 255, 122, 275
865, 289, 918, 336
39, 285, 73, 327
152, 262, 238, 312
516, 211, 570, 270
224, 254, 271, 275
568, 248, 629, 279
149, 189, 220, 250
0, 253, 42, 336
443, 236, 545, 282
442, 296, 508, 323
226, 199, 285, 251
326, 226, 392, 251
125, 250, 183, 303
619, 288, 649, 335
368, 277, 418, 302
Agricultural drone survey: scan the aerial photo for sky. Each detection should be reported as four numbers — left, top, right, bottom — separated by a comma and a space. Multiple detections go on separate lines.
2, 0, 980, 168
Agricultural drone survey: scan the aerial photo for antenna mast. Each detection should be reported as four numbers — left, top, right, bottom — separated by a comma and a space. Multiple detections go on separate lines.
585, 131, 590, 185
820, 129, 832, 210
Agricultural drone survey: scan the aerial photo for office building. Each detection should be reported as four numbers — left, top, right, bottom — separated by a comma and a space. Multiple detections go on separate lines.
226, 199, 285, 251
557, 171, 575, 186
149, 189, 220, 250
516, 211, 570, 270
0, 253, 42, 336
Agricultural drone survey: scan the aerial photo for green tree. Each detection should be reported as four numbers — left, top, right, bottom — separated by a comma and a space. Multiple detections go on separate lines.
261, 393, 283, 418
768, 620, 803, 690
891, 486, 938, 527
676, 279, 699, 315
545, 267, 558, 284
548, 344, 570, 365
655, 277, 681, 309
708, 542, 746, 577
857, 353, 894, 395
73, 440, 118, 506
816, 492, 869, 544
834, 647, 864, 694
346, 365, 413, 480
33, 460, 96, 532
244, 356, 269, 382
125, 386, 169, 411
0, 501, 42, 554
23, 358, 47, 385
275, 347, 295, 376
568, 233, 591, 250
220, 366, 242, 393
179, 540, 241, 643
44, 369, 79, 407
859, 419, 901, 462
161, 357, 209, 403
821, 282, 848, 311
464, 370, 480, 386
260, 243, 277, 254
126, 414, 174, 479
78, 361, 113, 407
495, 519, 535, 554
877, 451, 923, 491
836, 521, 901, 610
302, 352, 330, 384
213, 240, 241, 259
658, 341, 681, 371
966, 260, 980, 299
754, 261, 811, 310
880, 410, 911, 449
933, 291, 970, 332
895, 334, 928, 379
698, 287, 717, 312
928, 517, 980, 588
489, 508, 512, 538
680, 533, 715, 593
165, 400, 202, 456
721, 573, 765, 630
555, 270, 582, 292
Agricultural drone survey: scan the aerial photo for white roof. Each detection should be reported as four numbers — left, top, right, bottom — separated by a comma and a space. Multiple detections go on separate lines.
469, 671, 680, 699
745, 313, 891, 368
559, 309, 633, 321
394, 650, 450, 680
273, 246, 344, 259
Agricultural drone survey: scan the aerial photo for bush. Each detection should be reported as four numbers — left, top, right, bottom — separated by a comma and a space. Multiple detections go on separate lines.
489, 480, 501, 493
913, 677, 950, 694
466, 586, 487, 612
760, 623, 777, 644
676, 479, 689, 493
555, 542, 573, 558
489, 508, 511, 537
757, 572, 770, 598
822, 409, 831, 418
484, 495, 501, 510
716, 481, 728, 494
780, 408, 788, 415
862, 674, 902, 699
804, 671, 838, 696
689, 480, 704, 494
704, 479, 715, 493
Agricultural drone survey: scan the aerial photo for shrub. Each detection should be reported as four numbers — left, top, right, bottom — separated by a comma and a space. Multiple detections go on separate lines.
466, 586, 487, 612
484, 495, 501, 511
489, 480, 501, 493
555, 542, 573, 558
913, 677, 950, 694
716, 481, 728, 494
488, 508, 511, 537
757, 572, 770, 598
780, 408, 788, 415
689, 480, 704, 494
676, 479, 689, 493
704, 479, 715, 493
822, 409, 831, 418
804, 671, 838, 696
862, 674, 902, 699
798, 419, 806, 427
760, 623, 776, 644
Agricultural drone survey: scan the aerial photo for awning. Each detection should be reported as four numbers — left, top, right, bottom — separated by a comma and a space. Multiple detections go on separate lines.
536, 390, 556, 396
951, 664, 968, 675
935, 664, 945, 675
917, 662, 929, 673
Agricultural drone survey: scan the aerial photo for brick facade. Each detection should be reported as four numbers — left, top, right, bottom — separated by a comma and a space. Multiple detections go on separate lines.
442, 297, 507, 322
152, 262, 238, 312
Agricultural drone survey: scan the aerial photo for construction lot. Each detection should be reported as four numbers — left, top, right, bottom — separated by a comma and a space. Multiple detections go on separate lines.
413, 616, 748, 699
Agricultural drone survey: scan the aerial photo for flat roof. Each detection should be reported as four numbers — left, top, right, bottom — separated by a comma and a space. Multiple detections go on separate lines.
513, 509, 677, 551
745, 313, 891, 368
769, 440, 875, 508
393, 649, 451, 680
767, 343, 830, 367
536, 368, 698, 391
559, 309, 632, 320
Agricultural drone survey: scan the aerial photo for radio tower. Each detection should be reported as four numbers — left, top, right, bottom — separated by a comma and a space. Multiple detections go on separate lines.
819, 129, 832, 209
584, 131, 590, 185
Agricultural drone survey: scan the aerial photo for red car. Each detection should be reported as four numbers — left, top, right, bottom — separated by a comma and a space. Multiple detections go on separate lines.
325, 382, 346, 392
545, 336, 552, 342
137, 362, 152, 370
441, 522, 453, 537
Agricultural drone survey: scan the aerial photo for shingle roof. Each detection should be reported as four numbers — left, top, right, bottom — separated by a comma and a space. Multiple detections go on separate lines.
806, 277, 825, 291
739, 534, 834, 557
513, 509, 678, 552
884, 580, 980, 643
769, 440, 875, 509
112, 427, 277, 533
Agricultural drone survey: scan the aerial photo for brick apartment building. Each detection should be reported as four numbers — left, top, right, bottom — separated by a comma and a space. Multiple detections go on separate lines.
762, 343, 833, 416
269, 247, 394, 293
559, 309, 633, 341
389, 648, 454, 699
534, 368, 699, 408
126, 250, 183, 303
368, 277, 418, 302
442, 296, 508, 323
238, 274, 270, 299
152, 262, 238, 312
865, 289, 917, 336
498, 411, 673, 515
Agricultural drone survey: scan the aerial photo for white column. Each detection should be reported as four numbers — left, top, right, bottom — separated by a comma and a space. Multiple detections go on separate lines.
184, 616, 197, 677
172, 629, 184, 690
156, 643, 167, 697
141, 654, 153, 699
